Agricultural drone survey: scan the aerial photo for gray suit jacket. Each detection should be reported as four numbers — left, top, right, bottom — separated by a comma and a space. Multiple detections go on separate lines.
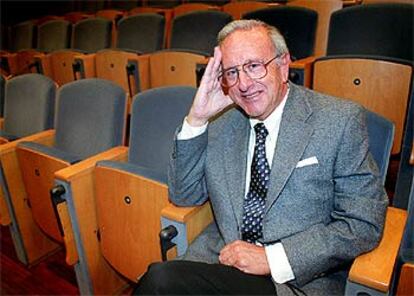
168, 83, 388, 295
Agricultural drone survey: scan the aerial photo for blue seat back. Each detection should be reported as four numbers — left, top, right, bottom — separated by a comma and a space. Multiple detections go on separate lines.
327, 3, 414, 61
170, 11, 232, 55
394, 87, 414, 210
37, 20, 71, 52
117, 14, 165, 53
4, 73, 55, 138
366, 109, 394, 185
128, 86, 196, 178
243, 6, 318, 60
72, 18, 112, 52
10, 20, 35, 51
54, 78, 126, 159
0, 75, 4, 117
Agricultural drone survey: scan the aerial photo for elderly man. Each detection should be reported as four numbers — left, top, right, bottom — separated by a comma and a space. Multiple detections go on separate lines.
134, 20, 388, 295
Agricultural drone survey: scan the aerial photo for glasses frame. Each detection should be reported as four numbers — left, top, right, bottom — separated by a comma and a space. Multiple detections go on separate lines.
218, 55, 280, 88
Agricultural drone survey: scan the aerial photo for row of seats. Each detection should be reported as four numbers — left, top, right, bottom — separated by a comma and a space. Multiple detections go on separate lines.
0, 49, 413, 294
1, 3, 411, 161
3, 1, 413, 77
0, 2, 412, 295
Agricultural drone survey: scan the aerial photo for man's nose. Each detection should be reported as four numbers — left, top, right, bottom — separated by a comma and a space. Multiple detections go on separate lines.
238, 70, 254, 91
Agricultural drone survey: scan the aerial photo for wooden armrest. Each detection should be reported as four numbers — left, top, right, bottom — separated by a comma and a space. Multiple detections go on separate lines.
0, 129, 55, 154
410, 140, 413, 165
0, 130, 54, 225
349, 207, 407, 292
161, 202, 213, 244
74, 53, 96, 79
290, 56, 316, 88
396, 262, 414, 296
0, 118, 4, 129
290, 56, 317, 69
54, 146, 128, 266
55, 146, 128, 182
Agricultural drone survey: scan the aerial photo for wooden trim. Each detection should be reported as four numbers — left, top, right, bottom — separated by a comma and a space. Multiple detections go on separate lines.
149, 51, 208, 88
55, 146, 129, 294
172, 3, 220, 18
161, 202, 213, 244
313, 58, 412, 155
349, 207, 407, 292
17, 146, 71, 243
290, 56, 316, 88
96, 167, 169, 283
221, 1, 272, 20
0, 129, 58, 264
57, 201, 78, 265
55, 146, 128, 182
74, 53, 96, 79
396, 263, 414, 296
0, 129, 55, 226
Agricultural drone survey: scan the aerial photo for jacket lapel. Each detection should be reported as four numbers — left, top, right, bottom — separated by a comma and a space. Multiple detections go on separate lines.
223, 110, 250, 230
264, 84, 314, 215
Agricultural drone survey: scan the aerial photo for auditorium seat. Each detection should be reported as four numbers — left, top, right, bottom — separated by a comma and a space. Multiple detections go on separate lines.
95, 9, 126, 46
327, 3, 414, 61
346, 112, 411, 295
0, 79, 128, 294
16, 78, 126, 243
0, 20, 36, 75
157, 109, 405, 296
221, 1, 272, 20
395, 177, 414, 295
0, 73, 58, 266
1, 79, 126, 285
3, 19, 71, 77
169, 10, 232, 54
0, 74, 55, 143
242, 6, 318, 87
146, 10, 232, 89
287, 0, 343, 57
36, 18, 112, 85
74, 13, 165, 109
9, 20, 35, 52
393, 89, 414, 210
47, 86, 195, 293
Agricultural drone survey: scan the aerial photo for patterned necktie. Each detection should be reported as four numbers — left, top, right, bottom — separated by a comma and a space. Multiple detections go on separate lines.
242, 123, 271, 243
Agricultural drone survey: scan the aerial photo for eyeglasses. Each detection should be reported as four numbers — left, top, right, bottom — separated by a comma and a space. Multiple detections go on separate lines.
218, 55, 279, 88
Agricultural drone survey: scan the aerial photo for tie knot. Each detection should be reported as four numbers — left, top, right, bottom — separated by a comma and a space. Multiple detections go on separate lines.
254, 123, 268, 139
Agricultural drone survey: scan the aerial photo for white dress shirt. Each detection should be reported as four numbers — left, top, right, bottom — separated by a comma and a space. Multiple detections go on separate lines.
177, 89, 295, 284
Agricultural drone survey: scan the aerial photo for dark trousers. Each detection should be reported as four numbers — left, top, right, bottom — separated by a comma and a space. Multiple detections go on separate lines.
133, 260, 277, 295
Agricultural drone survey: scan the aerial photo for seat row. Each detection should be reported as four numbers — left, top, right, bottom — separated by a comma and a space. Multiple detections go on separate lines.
0, 48, 413, 294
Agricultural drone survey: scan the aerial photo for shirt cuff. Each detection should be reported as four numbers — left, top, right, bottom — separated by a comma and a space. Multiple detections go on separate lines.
177, 117, 208, 140
265, 242, 295, 284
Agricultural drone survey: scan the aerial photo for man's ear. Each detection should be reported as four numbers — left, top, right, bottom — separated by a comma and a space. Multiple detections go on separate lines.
279, 53, 291, 82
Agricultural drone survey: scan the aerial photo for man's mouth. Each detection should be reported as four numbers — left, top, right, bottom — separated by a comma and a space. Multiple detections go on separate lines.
242, 91, 262, 100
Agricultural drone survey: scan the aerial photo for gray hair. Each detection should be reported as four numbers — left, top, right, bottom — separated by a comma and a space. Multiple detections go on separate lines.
217, 19, 289, 56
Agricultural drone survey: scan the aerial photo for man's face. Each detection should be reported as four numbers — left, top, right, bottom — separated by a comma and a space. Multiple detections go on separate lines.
220, 27, 290, 121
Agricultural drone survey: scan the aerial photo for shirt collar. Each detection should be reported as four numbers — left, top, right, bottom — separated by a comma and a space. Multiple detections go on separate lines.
249, 86, 289, 137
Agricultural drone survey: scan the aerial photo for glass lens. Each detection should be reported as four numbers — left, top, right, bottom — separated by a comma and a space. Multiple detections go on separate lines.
244, 62, 266, 79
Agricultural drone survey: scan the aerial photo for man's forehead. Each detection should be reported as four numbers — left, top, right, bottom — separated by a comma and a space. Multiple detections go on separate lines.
220, 28, 273, 66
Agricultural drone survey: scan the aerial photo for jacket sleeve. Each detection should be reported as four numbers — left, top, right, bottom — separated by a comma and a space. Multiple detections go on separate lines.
168, 126, 210, 206
281, 107, 389, 286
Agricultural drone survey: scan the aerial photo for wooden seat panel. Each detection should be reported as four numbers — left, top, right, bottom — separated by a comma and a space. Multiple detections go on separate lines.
95, 166, 169, 282
313, 58, 412, 154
